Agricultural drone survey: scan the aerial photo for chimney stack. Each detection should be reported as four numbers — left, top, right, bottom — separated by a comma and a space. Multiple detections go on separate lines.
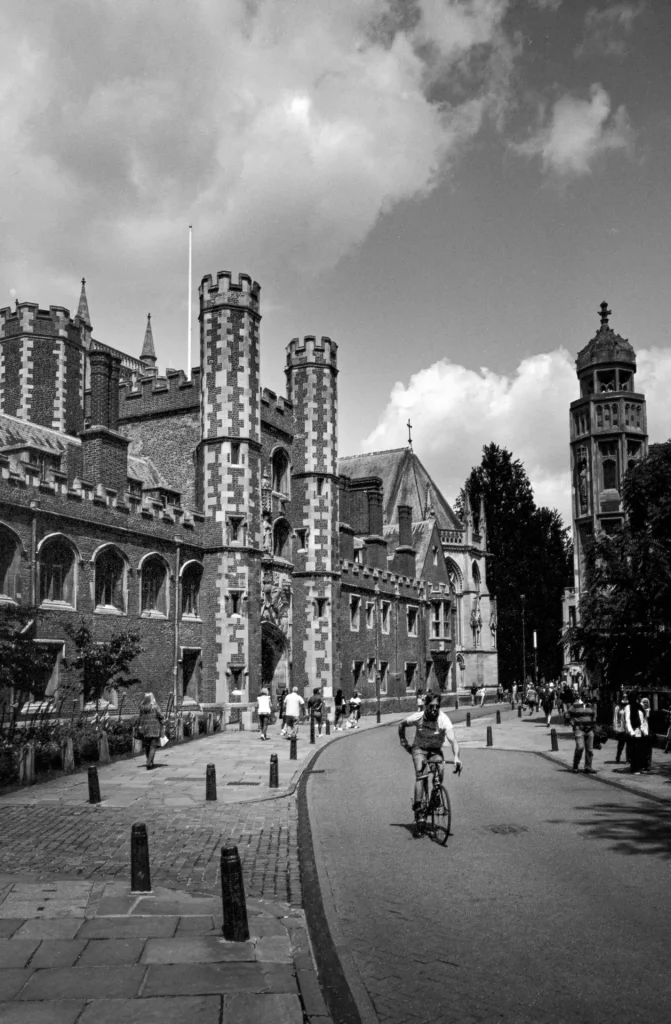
393, 504, 416, 577
80, 349, 129, 499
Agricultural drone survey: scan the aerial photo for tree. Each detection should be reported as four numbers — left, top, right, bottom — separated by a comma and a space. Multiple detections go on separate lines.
65, 622, 143, 706
0, 606, 59, 727
463, 444, 572, 687
572, 443, 671, 692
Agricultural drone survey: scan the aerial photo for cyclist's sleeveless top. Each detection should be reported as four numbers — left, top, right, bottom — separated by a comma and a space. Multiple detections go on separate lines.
405, 711, 453, 750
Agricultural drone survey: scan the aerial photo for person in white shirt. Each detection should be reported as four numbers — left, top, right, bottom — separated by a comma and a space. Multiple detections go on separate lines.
398, 694, 461, 817
283, 686, 305, 739
257, 687, 272, 740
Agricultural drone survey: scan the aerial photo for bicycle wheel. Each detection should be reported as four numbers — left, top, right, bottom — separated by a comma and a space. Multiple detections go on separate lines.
429, 785, 451, 846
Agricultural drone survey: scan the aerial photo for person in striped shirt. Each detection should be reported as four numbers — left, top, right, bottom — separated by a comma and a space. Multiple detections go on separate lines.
569, 692, 597, 774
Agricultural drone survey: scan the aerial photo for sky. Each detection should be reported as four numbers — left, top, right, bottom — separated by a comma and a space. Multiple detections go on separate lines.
2, 0, 671, 525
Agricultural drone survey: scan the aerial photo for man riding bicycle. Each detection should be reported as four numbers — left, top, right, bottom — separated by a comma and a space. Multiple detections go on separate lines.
398, 693, 461, 818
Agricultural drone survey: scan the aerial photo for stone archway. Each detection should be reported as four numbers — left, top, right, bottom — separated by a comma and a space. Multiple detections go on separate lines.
262, 620, 289, 694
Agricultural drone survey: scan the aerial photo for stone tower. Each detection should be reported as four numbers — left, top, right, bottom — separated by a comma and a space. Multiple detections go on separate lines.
198, 271, 263, 707
286, 336, 339, 696
570, 301, 648, 600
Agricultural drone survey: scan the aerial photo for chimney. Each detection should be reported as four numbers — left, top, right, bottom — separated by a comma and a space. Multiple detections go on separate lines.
367, 489, 383, 536
89, 350, 111, 427
393, 504, 416, 577
339, 477, 355, 562
363, 486, 386, 569
80, 350, 129, 499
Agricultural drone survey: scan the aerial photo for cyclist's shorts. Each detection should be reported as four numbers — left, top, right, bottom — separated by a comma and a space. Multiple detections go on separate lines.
412, 748, 444, 777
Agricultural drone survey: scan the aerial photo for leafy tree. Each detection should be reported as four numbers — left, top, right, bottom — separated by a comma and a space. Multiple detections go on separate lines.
65, 622, 143, 706
463, 444, 572, 687
0, 606, 59, 727
572, 443, 671, 692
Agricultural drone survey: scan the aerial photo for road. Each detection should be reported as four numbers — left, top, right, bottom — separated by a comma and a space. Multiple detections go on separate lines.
305, 721, 671, 1024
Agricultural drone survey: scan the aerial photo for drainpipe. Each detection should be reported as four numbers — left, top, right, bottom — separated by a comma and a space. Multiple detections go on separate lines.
173, 539, 181, 728
30, 502, 38, 606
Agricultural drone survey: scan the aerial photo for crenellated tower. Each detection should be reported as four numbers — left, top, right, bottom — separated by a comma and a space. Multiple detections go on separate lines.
286, 336, 339, 696
197, 271, 263, 707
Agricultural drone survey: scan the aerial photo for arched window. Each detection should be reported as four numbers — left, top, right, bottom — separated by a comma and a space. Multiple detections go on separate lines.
273, 518, 292, 559
604, 405, 611, 428
612, 403, 618, 425
94, 547, 126, 613
141, 555, 169, 617
0, 527, 21, 601
603, 459, 617, 491
596, 405, 603, 428
271, 449, 290, 495
472, 561, 481, 593
39, 536, 76, 606
181, 561, 203, 618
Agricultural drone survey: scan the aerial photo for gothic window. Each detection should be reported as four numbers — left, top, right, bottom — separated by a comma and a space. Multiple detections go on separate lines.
316, 478, 324, 497
604, 405, 611, 429
0, 528, 21, 602
431, 602, 443, 639
228, 589, 243, 616
635, 405, 642, 428
432, 545, 439, 566
230, 442, 241, 465
271, 448, 290, 494
352, 660, 363, 686
315, 597, 328, 619
367, 657, 376, 685
627, 441, 642, 473
406, 606, 418, 637
228, 516, 244, 545
350, 595, 361, 631
381, 600, 391, 634
602, 459, 617, 490
295, 529, 307, 551
39, 536, 76, 606
597, 370, 615, 392
141, 555, 169, 617
379, 661, 389, 694
182, 648, 201, 701
404, 662, 417, 692
596, 405, 603, 428
472, 561, 481, 593
619, 371, 632, 392
181, 561, 202, 618
624, 403, 630, 426
366, 602, 375, 629
272, 518, 292, 559
94, 547, 126, 613
612, 403, 618, 425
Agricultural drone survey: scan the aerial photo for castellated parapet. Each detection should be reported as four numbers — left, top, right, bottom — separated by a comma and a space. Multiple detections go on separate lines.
0, 303, 88, 346
119, 368, 201, 421
286, 335, 338, 371
199, 272, 261, 316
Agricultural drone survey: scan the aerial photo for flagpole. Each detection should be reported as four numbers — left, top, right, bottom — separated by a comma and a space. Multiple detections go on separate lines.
187, 225, 193, 374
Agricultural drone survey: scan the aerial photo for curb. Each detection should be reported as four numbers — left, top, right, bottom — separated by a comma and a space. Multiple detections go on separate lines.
533, 750, 671, 806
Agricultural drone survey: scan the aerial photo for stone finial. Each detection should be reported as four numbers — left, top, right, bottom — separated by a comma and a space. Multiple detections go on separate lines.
599, 301, 611, 330
76, 277, 91, 326
141, 313, 157, 366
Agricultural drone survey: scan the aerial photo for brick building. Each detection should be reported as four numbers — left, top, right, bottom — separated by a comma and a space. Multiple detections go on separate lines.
0, 271, 497, 718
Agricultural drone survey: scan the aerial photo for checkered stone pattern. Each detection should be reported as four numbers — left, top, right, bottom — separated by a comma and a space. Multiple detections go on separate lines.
198, 272, 263, 704
286, 336, 338, 693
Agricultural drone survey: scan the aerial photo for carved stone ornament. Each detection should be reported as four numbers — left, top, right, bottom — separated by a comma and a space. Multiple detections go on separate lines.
489, 600, 497, 636
262, 512, 273, 553
261, 571, 292, 633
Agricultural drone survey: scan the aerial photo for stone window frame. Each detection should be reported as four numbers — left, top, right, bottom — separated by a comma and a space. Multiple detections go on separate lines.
180, 559, 203, 620
404, 661, 417, 692
314, 597, 328, 619
0, 523, 24, 604
380, 600, 391, 635
139, 552, 171, 619
38, 533, 79, 610
350, 594, 361, 631
92, 544, 128, 616
270, 446, 291, 496
365, 601, 375, 630
379, 660, 389, 695
406, 604, 418, 637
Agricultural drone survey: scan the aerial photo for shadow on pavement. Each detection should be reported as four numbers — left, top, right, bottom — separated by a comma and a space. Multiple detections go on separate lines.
573, 800, 671, 859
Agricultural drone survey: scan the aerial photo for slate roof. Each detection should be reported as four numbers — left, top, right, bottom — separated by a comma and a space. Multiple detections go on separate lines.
0, 413, 80, 456
127, 455, 169, 489
338, 448, 462, 530
384, 520, 440, 570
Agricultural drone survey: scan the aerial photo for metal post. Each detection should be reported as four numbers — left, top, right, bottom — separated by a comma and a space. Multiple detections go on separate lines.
518, 705, 522, 718
309, 713, 315, 745
325, 717, 331, 736
551, 728, 559, 752
130, 823, 152, 893
466, 712, 471, 727
521, 594, 527, 689
88, 765, 101, 804
269, 753, 279, 788
220, 845, 250, 941
486, 726, 493, 747
206, 763, 217, 801
455, 697, 459, 711
289, 735, 297, 760
496, 710, 501, 725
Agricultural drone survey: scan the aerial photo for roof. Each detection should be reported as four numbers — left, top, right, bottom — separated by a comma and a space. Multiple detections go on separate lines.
384, 520, 439, 569
338, 448, 462, 530
141, 313, 157, 364
0, 413, 80, 456
576, 302, 636, 373
127, 455, 169, 489
76, 278, 91, 326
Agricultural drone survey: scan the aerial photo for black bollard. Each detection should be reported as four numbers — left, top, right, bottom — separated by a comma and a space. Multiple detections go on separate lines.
551, 728, 559, 752
455, 698, 459, 711
466, 712, 471, 727
206, 763, 217, 801
496, 710, 501, 725
310, 714, 315, 745
487, 726, 493, 747
325, 718, 331, 736
518, 706, 522, 718
130, 823, 152, 893
269, 753, 279, 788
289, 735, 297, 760
220, 845, 250, 941
88, 765, 101, 804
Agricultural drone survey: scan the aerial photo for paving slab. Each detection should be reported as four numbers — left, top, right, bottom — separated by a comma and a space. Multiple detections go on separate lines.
0, 939, 39, 967
77, 938, 146, 966
131, 898, 220, 916
77, 916, 178, 939
141, 935, 256, 964
142, 962, 268, 996
0, 970, 34, 1000
260, 963, 300, 994
223, 992, 304, 1024
13, 919, 83, 939
174, 915, 215, 934
77, 995, 222, 1024
28, 940, 88, 968
0, 921, 23, 938
16, 964, 146, 1000
255, 935, 293, 962
0, 999, 85, 1024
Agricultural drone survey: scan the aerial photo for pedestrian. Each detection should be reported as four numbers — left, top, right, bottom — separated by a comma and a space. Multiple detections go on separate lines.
640, 697, 653, 773
416, 688, 425, 712
307, 687, 325, 737
568, 691, 597, 774
137, 692, 165, 770
561, 681, 574, 721
526, 684, 537, 716
477, 685, 486, 707
511, 681, 518, 707
470, 683, 478, 707
347, 690, 362, 728
283, 686, 305, 740
334, 688, 346, 730
613, 696, 628, 764
278, 686, 289, 735
496, 683, 504, 704
257, 687, 271, 740
624, 692, 648, 775
541, 687, 554, 728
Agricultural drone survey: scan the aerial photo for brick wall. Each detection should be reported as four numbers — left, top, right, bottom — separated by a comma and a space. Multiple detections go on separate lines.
121, 409, 201, 510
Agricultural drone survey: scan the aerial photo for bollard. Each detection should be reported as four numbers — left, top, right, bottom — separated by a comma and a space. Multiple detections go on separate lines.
97, 731, 111, 765
289, 735, 297, 760
220, 845, 250, 941
486, 726, 493, 747
496, 710, 501, 724
206, 763, 217, 801
88, 765, 101, 804
466, 712, 471, 727
206, 712, 214, 735
269, 753, 279, 788
310, 714, 315, 745
518, 706, 522, 718
551, 728, 559, 752
325, 718, 331, 736
130, 823, 152, 893
455, 698, 459, 711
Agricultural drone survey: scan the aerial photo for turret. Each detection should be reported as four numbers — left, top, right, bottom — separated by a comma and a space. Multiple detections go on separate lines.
140, 313, 157, 370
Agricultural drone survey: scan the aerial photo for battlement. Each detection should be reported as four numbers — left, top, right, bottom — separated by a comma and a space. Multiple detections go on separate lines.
286, 335, 338, 370
118, 368, 201, 422
199, 271, 261, 315
260, 388, 294, 435
0, 303, 87, 345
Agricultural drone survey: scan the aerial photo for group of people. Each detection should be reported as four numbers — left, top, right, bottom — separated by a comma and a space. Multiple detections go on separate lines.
269, 686, 363, 739
613, 693, 654, 774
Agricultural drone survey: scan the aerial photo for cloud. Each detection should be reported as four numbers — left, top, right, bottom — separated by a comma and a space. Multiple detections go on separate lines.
362, 345, 671, 526
575, 3, 644, 59
528, 0, 562, 10
0, 0, 514, 304
513, 83, 633, 176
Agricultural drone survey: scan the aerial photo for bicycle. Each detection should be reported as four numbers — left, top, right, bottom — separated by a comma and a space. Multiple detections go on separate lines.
414, 759, 461, 845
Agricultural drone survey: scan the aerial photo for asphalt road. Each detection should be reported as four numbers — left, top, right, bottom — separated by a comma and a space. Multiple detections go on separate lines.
305, 721, 671, 1024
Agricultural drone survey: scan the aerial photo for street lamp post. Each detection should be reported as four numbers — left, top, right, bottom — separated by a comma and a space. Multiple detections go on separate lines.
520, 594, 527, 696
533, 629, 539, 685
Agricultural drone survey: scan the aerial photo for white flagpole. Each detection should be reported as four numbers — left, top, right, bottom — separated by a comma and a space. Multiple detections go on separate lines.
187, 224, 193, 374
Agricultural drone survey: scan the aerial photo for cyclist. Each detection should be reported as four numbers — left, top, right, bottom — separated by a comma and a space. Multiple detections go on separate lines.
398, 693, 461, 819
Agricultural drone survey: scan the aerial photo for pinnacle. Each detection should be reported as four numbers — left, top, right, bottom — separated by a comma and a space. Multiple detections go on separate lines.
76, 277, 91, 326
141, 313, 157, 365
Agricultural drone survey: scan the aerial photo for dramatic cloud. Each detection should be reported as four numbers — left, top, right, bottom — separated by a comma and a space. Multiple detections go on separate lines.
575, 3, 644, 59
0, 0, 514, 306
513, 83, 633, 176
363, 346, 671, 526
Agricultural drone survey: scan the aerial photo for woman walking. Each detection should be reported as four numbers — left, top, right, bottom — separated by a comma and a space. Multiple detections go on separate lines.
613, 697, 628, 764
334, 689, 346, 730
257, 687, 271, 740
278, 687, 289, 736
541, 687, 554, 727
347, 691, 362, 729
137, 693, 164, 770
624, 692, 648, 775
